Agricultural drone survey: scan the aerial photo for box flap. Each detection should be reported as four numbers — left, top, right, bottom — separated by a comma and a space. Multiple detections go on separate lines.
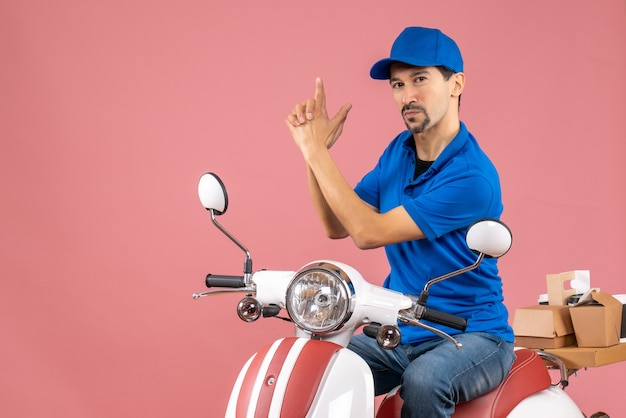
572, 289, 621, 309
570, 290, 623, 347
591, 291, 623, 309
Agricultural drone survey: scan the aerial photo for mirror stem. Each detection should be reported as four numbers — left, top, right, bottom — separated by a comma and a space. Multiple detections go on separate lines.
422, 253, 485, 295
210, 209, 253, 282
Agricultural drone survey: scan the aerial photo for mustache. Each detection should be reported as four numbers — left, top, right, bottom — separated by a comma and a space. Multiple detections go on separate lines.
402, 104, 425, 113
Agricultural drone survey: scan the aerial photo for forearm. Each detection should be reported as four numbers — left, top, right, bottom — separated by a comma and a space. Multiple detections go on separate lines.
305, 146, 384, 249
306, 166, 348, 239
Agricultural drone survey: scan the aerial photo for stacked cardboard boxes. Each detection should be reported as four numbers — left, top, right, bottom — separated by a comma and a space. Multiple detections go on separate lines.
512, 270, 626, 367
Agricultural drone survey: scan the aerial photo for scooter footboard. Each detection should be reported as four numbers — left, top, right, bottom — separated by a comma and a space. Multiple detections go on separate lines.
226, 337, 375, 418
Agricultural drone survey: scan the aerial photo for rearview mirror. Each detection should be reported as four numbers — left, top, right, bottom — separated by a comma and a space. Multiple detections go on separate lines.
198, 172, 228, 215
466, 219, 512, 258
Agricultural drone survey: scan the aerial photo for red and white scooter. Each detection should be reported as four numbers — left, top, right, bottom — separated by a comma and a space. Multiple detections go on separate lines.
193, 172, 604, 418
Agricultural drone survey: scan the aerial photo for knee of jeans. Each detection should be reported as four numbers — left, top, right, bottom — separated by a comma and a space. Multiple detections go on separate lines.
400, 368, 438, 393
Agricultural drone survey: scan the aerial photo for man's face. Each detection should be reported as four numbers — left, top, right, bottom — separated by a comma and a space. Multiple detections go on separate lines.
389, 63, 456, 135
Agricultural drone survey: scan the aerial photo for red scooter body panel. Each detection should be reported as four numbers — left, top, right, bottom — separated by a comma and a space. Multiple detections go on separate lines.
234, 337, 342, 417
281, 339, 343, 417
376, 348, 551, 418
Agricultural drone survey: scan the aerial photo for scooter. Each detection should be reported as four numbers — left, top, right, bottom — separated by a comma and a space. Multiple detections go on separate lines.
192, 172, 604, 418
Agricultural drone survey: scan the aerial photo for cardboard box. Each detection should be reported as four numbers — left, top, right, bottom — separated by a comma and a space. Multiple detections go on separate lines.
569, 290, 622, 347
544, 343, 626, 369
546, 270, 590, 306
614, 294, 626, 340
515, 335, 576, 349
513, 305, 576, 349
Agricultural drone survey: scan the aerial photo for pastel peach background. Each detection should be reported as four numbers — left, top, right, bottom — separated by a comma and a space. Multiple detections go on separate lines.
1, 0, 625, 416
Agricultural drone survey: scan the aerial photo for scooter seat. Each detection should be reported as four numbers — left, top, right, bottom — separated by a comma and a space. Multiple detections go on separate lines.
376, 348, 551, 418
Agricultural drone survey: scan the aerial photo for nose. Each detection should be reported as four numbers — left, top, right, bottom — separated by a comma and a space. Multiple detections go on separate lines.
401, 85, 418, 106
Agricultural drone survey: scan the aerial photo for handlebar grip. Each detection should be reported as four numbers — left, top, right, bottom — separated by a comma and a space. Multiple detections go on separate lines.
205, 274, 246, 288
363, 323, 381, 339
421, 307, 467, 331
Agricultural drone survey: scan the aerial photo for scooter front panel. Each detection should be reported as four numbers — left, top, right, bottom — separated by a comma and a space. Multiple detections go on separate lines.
233, 337, 294, 417
306, 347, 375, 417
281, 339, 345, 416
227, 337, 346, 417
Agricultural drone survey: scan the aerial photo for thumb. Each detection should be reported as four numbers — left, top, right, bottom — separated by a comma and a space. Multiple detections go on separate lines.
331, 103, 352, 125
325, 103, 352, 149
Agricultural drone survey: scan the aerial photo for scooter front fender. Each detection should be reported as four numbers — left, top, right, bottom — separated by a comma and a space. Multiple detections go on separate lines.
226, 337, 375, 418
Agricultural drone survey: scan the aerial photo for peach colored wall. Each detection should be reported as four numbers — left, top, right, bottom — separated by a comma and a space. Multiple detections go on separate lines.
1, 0, 625, 416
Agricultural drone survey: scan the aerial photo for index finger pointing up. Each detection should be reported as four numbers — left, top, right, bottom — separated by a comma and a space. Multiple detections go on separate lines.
315, 77, 327, 118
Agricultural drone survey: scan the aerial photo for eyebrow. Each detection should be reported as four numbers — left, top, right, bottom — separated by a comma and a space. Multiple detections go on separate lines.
389, 68, 431, 84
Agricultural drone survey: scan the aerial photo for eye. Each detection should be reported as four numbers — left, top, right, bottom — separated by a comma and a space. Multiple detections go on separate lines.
391, 82, 404, 89
414, 76, 427, 83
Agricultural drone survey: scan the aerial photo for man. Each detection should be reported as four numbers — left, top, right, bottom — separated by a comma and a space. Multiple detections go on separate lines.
285, 26, 514, 418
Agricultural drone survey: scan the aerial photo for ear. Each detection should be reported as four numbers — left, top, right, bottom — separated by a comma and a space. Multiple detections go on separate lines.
451, 72, 465, 98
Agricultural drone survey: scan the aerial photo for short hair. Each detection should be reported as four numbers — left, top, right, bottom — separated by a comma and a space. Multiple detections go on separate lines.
436, 66, 461, 108
436, 66, 455, 81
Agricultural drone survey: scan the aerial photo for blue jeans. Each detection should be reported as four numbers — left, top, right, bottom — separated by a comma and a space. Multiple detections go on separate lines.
347, 332, 515, 418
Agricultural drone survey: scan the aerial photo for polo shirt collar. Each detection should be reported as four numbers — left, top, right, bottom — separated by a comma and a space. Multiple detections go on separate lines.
401, 121, 469, 182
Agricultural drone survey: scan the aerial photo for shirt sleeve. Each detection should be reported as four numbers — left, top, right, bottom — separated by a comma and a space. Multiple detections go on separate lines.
354, 164, 381, 209
402, 173, 500, 240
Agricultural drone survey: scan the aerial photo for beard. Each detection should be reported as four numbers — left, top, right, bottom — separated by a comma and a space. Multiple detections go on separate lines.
402, 104, 430, 134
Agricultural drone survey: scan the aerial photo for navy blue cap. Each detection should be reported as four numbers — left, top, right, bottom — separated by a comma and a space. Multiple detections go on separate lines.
370, 27, 464, 80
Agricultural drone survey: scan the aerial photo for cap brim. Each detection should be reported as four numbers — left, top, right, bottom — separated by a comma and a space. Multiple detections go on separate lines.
370, 58, 394, 80
370, 57, 460, 80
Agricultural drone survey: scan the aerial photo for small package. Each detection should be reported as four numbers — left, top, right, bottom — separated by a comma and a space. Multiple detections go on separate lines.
512, 305, 576, 349
569, 290, 623, 347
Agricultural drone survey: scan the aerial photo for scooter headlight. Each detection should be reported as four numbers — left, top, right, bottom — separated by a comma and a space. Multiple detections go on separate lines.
285, 262, 354, 334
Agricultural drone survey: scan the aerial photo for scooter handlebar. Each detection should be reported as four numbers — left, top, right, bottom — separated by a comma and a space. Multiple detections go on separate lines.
205, 274, 246, 288
421, 307, 468, 331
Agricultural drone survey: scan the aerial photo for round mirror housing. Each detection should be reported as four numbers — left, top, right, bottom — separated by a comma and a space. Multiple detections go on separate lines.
466, 219, 512, 258
198, 172, 228, 215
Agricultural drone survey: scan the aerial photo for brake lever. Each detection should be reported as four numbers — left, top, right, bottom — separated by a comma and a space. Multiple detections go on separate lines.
192, 288, 254, 299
